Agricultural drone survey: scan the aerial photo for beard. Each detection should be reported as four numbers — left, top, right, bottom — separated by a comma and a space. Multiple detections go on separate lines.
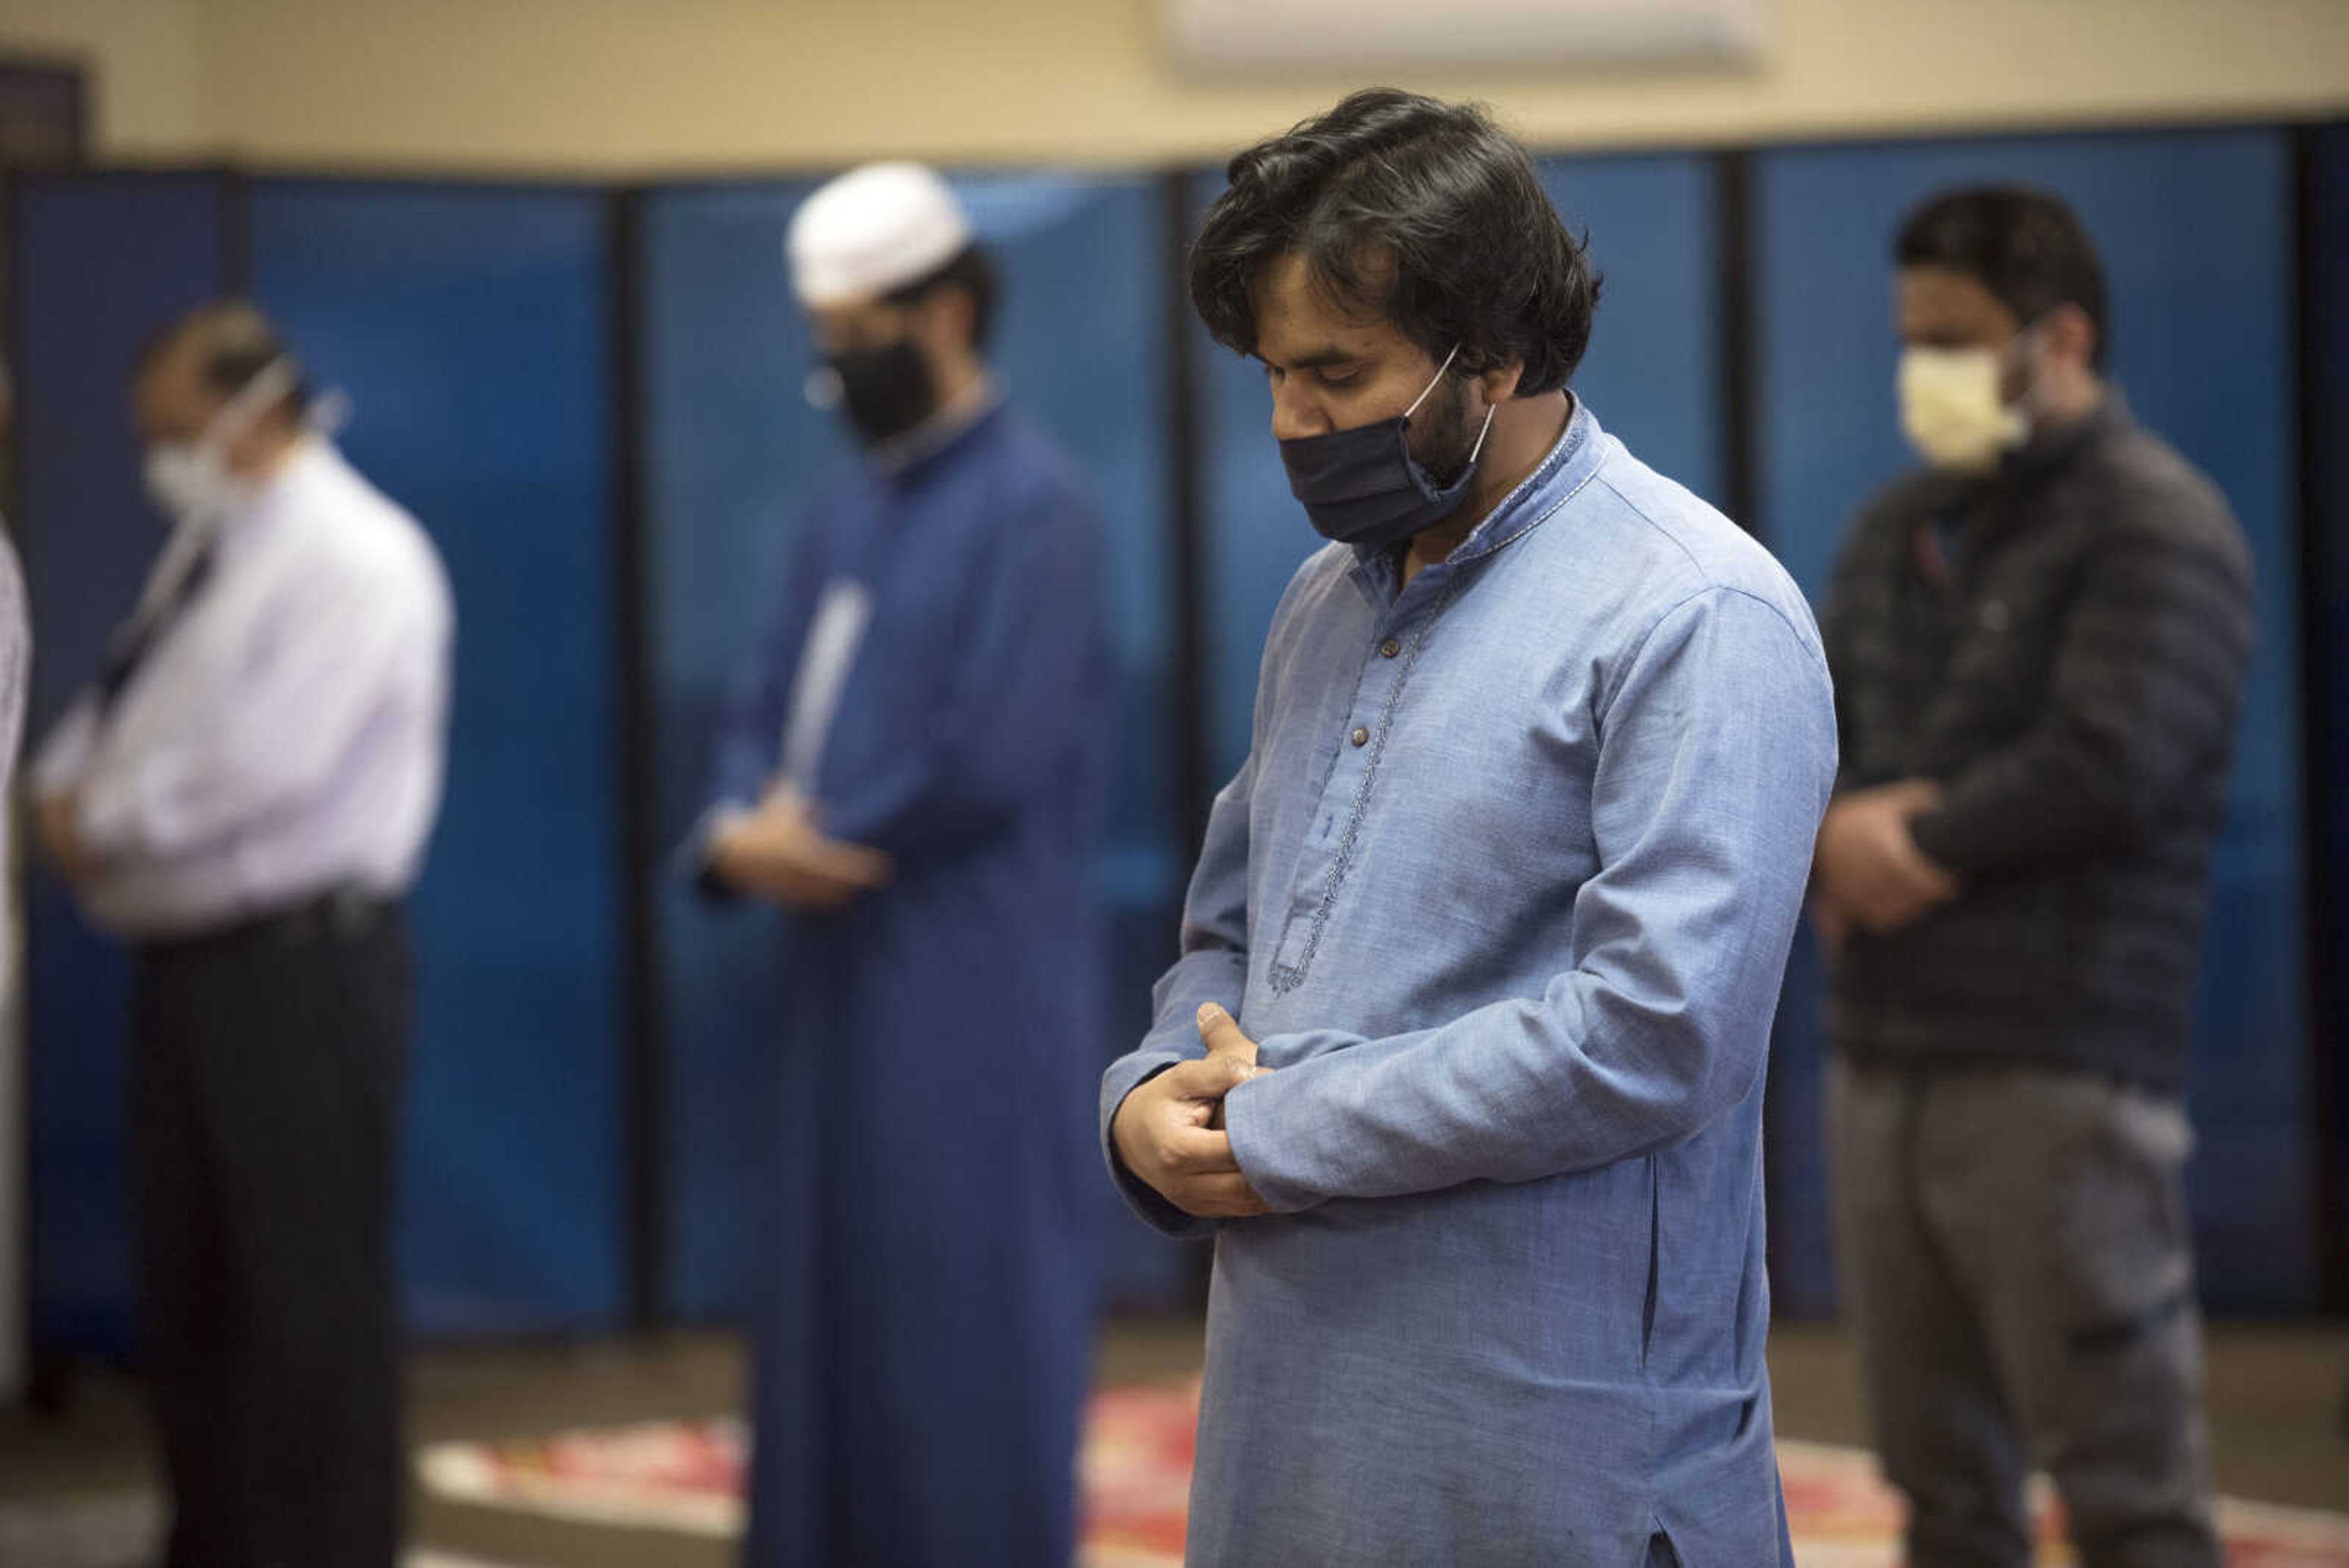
1404, 371, 1483, 489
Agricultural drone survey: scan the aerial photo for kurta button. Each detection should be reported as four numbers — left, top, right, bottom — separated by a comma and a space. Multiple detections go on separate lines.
1351, 727, 1370, 748
1379, 638, 1401, 659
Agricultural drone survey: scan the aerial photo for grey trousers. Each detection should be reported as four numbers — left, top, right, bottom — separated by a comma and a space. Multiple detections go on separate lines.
1825, 1057, 2221, 1568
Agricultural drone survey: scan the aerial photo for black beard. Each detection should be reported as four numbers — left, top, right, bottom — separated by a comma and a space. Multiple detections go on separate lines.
1405, 373, 1481, 488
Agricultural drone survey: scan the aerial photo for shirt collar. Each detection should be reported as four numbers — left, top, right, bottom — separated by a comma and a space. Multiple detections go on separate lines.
1347, 394, 1608, 593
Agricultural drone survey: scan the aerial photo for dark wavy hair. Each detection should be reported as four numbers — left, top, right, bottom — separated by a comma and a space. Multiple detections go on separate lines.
1895, 185, 2110, 369
1189, 89, 1600, 396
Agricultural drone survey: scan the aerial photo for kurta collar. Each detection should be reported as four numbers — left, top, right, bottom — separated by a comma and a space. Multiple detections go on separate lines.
1347, 395, 1608, 601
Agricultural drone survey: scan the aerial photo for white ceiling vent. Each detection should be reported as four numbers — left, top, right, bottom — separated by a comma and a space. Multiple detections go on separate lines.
1165, 0, 1775, 72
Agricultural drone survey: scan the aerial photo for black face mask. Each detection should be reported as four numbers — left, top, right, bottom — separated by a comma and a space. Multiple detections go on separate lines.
1277, 345, 1496, 551
823, 337, 937, 448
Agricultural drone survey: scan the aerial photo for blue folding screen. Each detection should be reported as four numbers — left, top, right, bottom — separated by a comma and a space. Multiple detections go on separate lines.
244, 180, 626, 1334
1752, 130, 2309, 1310
636, 174, 1186, 1318
10, 175, 625, 1347
8, 125, 2333, 1356
1191, 153, 1727, 787
633, 180, 823, 1324
10, 174, 229, 1361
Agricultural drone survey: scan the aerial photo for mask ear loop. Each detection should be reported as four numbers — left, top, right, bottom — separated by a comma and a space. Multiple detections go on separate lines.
208, 355, 302, 444
1463, 402, 1497, 467
1403, 344, 1462, 420
2006, 319, 2051, 424
1403, 344, 1499, 480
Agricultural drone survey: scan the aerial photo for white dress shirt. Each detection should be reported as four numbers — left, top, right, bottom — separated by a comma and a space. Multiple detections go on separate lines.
31, 439, 453, 941
0, 536, 28, 963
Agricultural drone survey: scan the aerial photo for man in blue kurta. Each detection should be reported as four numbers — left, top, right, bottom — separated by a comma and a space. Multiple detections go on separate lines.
1102, 92, 1838, 1565
694, 163, 1110, 1567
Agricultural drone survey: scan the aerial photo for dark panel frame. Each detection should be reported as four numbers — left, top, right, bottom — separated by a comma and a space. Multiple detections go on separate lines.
2291, 125, 2347, 1312
608, 186, 665, 1332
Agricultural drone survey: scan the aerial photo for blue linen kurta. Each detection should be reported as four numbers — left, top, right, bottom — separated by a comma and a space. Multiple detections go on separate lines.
1102, 401, 1837, 1566
708, 403, 1111, 1567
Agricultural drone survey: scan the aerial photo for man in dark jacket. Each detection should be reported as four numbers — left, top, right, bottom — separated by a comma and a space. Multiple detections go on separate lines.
1814, 186, 2253, 1568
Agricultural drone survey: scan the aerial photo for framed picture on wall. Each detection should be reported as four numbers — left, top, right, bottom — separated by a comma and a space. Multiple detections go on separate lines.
0, 60, 83, 169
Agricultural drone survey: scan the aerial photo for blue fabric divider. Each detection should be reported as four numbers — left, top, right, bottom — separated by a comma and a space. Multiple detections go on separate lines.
637, 174, 1187, 1318
1192, 154, 1725, 788
1752, 130, 2309, 1311
9, 173, 228, 1362
634, 180, 823, 1325
243, 181, 625, 1335
8, 130, 2331, 1348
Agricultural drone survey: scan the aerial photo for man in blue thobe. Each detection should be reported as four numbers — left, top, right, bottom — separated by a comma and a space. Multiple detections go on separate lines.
1103, 92, 1838, 1565
695, 162, 1110, 1567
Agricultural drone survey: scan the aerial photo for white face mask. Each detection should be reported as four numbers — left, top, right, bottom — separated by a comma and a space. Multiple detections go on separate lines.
141, 439, 233, 524
1896, 345, 2030, 474
140, 356, 300, 525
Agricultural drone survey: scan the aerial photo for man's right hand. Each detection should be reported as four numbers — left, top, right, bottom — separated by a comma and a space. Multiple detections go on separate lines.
1111, 1004, 1272, 1219
34, 792, 97, 885
707, 786, 892, 912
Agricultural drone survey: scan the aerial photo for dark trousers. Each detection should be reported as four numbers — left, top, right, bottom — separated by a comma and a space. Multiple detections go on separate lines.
1827, 1057, 2219, 1568
131, 893, 412, 1568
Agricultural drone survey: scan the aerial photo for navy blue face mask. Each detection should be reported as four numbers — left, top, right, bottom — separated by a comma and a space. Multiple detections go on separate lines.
1277, 345, 1497, 551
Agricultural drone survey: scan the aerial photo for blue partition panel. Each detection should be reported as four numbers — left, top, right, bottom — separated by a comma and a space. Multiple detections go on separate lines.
637, 180, 819, 1323
10, 174, 228, 1362
1754, 130, 2308, 1310
248, 181, 625, 1334
1192, 154, 1724, 787
639, 174, 1186, 1318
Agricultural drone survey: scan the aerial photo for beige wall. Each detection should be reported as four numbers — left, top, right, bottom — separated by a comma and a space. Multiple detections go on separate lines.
5, 0, 2347, 173
0, 0, 205, 158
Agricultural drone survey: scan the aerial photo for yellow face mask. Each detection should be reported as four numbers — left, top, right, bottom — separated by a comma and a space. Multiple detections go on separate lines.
1896, 346, 2029, 474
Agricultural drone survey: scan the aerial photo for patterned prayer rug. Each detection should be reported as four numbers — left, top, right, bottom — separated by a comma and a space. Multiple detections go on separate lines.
415, 1380, 2349, 1566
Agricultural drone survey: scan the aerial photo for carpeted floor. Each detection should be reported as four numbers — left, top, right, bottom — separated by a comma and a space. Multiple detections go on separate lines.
409, 1383, 2349, 1567
3, 1320, 2343, 1567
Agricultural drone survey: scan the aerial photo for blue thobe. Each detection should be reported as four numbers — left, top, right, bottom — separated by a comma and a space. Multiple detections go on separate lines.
1102, 401, 1838, 1566
708, 403, 1110, 1567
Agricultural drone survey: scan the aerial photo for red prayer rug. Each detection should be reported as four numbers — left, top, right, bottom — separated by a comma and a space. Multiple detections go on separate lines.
415, 1380, 2349, 1566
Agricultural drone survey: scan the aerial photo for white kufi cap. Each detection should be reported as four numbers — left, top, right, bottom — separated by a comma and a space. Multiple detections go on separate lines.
787, 162, 973, 308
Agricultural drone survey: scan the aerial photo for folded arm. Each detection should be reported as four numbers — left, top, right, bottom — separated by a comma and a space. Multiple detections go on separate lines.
1221, 588, 1838, 1211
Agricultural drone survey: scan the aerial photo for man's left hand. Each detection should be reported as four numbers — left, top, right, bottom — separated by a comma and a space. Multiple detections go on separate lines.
1196, 1003, 1269, 1135
1814, 778, 1962, 936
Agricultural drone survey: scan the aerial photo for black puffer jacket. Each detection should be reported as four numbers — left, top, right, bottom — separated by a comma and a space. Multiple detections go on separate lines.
1819, 396, 2255, 1094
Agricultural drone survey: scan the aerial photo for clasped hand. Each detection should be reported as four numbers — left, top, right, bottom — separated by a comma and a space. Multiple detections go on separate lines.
34, 792, 100, 885
1811, 778, 1962, 947
1111, 1004, 1274, 1219
708, 782, 892, 912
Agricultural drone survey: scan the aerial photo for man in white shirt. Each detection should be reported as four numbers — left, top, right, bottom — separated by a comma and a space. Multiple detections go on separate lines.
31, 302, 453, 1568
